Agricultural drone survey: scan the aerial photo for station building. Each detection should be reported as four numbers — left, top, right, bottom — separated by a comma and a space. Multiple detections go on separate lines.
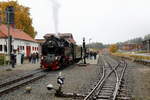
0, 24, 39, 57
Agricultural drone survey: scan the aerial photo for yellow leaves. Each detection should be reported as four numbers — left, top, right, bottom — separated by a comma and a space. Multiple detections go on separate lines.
109, 44, 118, 53
0, 1, 35, 38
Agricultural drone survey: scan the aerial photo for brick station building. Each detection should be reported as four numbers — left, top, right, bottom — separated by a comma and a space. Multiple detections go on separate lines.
122, 43, 143, 51
0, 24, 39, 57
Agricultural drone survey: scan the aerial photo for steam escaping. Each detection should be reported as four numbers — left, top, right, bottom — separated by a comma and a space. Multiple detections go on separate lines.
49, 0, 60, 36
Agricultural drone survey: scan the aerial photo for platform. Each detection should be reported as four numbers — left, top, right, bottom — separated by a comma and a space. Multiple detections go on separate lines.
78, 55, 99, 65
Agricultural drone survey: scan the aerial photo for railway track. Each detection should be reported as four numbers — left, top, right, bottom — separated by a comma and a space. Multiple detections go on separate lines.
0, 68, 46, 96
84, 55, 128, 100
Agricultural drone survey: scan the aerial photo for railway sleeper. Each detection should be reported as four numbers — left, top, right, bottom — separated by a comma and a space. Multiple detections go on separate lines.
103, 86, 114, 88
96, 95, 111, 99
116, 96, 130, 100
101, 88, 114, 91
117, 93, 128, 97
0, 73, 46, 96
99, 90, 114, 94
99, 92, 113, 96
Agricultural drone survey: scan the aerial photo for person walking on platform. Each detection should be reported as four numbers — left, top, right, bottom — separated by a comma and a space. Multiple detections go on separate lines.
21, 52, 24, 64
93, 52, 97, 60
32, 53, 36, 64
28, 54, 32, 63
36, 52, 39, 63
10, 50, 16, 68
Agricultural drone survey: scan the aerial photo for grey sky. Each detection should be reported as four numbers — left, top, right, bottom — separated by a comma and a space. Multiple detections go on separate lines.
1, 0, 150, 44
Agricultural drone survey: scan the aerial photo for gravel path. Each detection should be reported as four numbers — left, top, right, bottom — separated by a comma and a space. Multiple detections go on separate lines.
126, 60, 150, 100
0, 63, 40, 82
110, 55, 150, 100
0, 61, 101, 100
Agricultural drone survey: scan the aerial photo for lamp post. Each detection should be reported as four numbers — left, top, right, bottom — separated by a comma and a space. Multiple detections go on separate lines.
83, 37, 86, 64
89, 38, 92, 51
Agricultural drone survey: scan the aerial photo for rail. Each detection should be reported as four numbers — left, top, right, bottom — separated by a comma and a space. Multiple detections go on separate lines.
84, 55, 127, 100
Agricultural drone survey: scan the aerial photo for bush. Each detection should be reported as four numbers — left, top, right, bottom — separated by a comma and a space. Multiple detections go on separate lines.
0, 54, 6, 65
112, 52, 150, 60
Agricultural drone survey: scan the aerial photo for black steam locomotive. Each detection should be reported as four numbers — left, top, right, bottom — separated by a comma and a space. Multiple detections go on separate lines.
40, 33, 82, 70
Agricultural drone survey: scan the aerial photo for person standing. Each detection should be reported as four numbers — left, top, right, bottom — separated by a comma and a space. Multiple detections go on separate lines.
10, 50, 16, 68
32, 53, 36, 64
21, 52, 24, 64
36, 52, 39, 63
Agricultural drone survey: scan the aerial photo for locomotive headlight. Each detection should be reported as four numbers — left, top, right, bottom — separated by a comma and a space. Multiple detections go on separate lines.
41, 56, 44, 60
55, 56, 60, 60
55, 56, 58, 60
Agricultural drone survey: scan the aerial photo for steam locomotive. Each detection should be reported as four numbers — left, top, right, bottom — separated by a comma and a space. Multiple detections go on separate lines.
40, 33, 82, 70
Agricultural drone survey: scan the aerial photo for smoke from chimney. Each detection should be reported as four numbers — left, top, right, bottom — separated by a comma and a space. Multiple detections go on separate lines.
49, 0, 60, 36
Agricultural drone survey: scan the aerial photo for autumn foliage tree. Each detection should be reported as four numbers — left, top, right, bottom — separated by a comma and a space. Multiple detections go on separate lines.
0, 1, 36, 38
109, 44, 118, 53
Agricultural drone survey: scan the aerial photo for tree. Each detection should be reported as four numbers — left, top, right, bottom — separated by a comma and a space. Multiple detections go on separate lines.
0, 1, 36, 38
109, 44, 118, 53
144, 34, 150, 40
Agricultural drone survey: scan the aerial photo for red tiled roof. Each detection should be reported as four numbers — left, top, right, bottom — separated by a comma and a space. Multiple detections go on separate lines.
0, 24, 35, 42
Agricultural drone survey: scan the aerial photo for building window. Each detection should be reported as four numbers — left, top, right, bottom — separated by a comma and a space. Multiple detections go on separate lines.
0, 45, 2, 51
4, 45, 7, 52
22, 46, 24, 50
32, 47, 34, 51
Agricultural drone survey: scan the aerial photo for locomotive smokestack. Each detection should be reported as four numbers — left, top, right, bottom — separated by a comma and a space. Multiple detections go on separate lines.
50, 0, 60, 36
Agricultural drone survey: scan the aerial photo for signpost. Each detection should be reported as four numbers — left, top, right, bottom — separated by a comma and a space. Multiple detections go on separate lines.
5, 6, 14, 64
83, 37, 86, 64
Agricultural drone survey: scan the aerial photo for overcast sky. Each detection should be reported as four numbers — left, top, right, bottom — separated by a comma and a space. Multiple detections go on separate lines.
1, 0, 150, 44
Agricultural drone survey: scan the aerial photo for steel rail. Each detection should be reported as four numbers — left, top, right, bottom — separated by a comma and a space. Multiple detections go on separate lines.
84, 55, 105, 100
0, 69, 43, 88
0, 69, 45, 96
112, 60, 127, 100
84, 55, 121, 100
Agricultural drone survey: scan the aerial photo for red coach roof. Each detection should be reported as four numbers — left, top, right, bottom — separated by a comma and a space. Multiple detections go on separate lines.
0, 24, 35, 42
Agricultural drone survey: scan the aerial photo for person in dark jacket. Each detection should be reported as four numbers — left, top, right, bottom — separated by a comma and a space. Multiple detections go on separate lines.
10, 50, 16, 68
21, 53, 24, 64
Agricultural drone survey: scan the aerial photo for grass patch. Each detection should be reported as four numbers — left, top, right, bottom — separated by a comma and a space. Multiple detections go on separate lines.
112, 52, 150, 60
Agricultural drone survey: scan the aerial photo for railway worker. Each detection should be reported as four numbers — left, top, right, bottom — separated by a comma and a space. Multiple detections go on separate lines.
10, 50, 16, 68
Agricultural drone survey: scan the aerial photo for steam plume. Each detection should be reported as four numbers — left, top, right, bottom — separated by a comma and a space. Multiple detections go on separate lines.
50, 0, 60, 36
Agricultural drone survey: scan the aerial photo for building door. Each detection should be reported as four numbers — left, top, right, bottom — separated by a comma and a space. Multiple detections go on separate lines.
26, 46, 31, 57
